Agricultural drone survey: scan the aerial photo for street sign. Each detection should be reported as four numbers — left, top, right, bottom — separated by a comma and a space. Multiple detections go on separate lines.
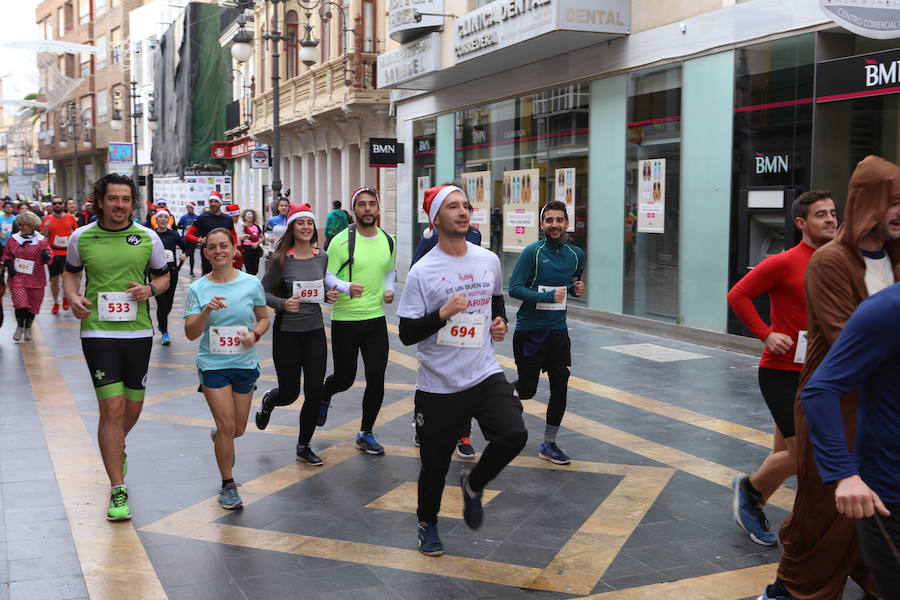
250, 149, 270, 169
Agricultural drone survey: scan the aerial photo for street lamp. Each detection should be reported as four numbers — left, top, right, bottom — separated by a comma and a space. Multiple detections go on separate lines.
233, 0, 355, 201
57, 101, 91, 200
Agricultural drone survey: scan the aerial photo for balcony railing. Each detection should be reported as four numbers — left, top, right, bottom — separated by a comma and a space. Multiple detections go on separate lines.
250, 52, 388, 137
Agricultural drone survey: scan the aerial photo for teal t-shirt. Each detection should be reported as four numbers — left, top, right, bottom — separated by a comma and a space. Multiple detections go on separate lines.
185, 271, 266, 371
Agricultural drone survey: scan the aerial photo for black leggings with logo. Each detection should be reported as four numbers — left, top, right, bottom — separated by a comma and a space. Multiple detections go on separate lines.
415, 373, 527, 525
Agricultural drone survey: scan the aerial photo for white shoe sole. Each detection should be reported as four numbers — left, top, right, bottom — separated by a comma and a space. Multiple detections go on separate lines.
455, 448, 476, 459
539, 451, 570, 465
106, 513, 132, 521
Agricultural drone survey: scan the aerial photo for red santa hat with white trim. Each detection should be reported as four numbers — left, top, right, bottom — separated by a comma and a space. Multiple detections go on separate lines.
421, 184, 465, 239
286, 203, 315, 226
208, 191, 223, 203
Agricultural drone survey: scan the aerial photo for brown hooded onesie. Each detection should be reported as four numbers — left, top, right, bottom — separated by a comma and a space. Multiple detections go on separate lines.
777, 156, 900, 599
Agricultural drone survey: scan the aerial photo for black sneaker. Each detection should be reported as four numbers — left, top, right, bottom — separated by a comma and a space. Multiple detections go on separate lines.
317, 397, 331, 427
460, 471, 483, 530
456, 437, 476, 459
296, 445, 324, 466
255, 391, 273, 430
417, 522, 444, 556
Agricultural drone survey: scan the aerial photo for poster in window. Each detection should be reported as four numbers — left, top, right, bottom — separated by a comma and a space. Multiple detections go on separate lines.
461, 171, 491, 248
637, 159, 665, 234
554, 168, 576, 232
502, 168, 540, 252
417, 176, 430, 224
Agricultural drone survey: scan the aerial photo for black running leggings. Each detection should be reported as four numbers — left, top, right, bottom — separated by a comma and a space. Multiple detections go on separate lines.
513, 330, 571, 427
14, 307, 34, 328
154, 266, 179, 334
323, 317, 389, 433
268, 326, 327, 446
415, 373, 527, 525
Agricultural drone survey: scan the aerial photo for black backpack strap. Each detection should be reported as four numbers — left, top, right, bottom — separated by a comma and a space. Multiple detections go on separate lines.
380, 227, 394, 256
337, 224, 356, 281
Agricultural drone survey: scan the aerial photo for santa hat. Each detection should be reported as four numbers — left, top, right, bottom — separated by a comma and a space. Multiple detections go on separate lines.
286, 203, 315, 227
421, 185, 464, 239
208, 191, 223, 202
224, 203, 241, 216
186, 201, 196, 207
156, 198, 167, 206
155, 210, 171, 220
350, 186, 379, 208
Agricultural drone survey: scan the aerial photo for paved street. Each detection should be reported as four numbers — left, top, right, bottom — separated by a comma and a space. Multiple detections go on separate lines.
0, 274, 865, 600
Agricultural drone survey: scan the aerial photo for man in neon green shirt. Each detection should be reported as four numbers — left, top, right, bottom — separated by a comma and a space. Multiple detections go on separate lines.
319, 187, 396, 455
63, 173, 170, 522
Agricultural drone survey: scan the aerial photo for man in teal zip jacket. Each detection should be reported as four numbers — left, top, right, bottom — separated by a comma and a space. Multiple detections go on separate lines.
508, 200, 585, 465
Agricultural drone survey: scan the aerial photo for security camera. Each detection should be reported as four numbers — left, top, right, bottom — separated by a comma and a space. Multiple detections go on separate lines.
413, 9, 422, 23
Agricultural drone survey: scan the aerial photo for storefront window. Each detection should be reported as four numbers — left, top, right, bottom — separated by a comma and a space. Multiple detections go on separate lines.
624, 66, 681, 322
729, 34, 814, 334
412, 118, 436, 250
454, 84, 589, 291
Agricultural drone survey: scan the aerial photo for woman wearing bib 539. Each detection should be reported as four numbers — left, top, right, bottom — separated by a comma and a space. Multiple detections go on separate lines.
185, 228, 269, 510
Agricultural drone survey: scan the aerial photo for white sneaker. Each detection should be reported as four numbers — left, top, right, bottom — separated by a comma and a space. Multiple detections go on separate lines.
23, 328, 32, 341
12, 327, 23, 342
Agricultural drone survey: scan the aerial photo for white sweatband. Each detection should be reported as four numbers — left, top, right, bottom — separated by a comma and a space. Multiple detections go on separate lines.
428, 186, 464, 224
286, 211, 316, 228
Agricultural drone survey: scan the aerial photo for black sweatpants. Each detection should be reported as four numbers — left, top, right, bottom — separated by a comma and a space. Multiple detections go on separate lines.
415, 373, 527, 525
513, 329, 571, 427
242, 245, 262, 275
154, 265, 180, 334
323, 317, 389, 432
857, 504, 900, 598
268, 327, 327, 446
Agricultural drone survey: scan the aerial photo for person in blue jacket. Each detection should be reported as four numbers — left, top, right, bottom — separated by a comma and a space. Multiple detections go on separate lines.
411, 225, 482, 267
801, 282, 900, 599
508, 200, 585, 465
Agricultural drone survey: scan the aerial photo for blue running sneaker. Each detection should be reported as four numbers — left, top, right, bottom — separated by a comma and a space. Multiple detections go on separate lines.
539, 442, 571, 465
417, 522, 444, 556
317, 397, 331, 426
218, 482, 242, 510
460, 471, 483, 530
355, 432, 385, 455
161, 332, 171, 345
732, 474, 777, 546
757, 580, 793, 599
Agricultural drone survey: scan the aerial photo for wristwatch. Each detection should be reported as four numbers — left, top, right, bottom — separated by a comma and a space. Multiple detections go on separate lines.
149, 283, 158, 297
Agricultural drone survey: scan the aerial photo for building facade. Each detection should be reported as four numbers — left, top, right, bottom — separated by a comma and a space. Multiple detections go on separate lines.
383, 0, 898, 339
247, 0, 394, 228
35, 0, 145, 203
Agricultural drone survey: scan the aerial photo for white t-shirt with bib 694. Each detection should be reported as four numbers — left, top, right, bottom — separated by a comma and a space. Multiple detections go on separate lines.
397, 242, 504, 394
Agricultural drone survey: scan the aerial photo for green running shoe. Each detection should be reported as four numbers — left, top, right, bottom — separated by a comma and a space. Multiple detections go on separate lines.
107, 487, 131, 521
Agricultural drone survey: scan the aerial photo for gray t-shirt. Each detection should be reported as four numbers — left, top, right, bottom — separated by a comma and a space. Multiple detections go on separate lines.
262, 250, 330, 332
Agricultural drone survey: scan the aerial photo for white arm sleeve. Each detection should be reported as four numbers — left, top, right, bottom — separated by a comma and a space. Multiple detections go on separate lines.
326, 271, 351, 295
383, 269, 396, 293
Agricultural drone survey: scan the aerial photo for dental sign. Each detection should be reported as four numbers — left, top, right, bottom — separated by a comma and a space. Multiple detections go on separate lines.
820, 1, 900, 40
455, 0, 629, 62
816, 48, 900, 103
389, 0, 444, 43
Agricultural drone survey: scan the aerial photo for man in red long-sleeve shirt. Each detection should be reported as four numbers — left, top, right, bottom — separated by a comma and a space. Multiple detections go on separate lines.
726, 189, 837, 547
184, 191, 235, 274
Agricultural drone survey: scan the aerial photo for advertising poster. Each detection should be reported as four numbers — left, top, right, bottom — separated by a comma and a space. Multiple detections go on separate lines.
154, 173, 232, 216
417, 176, 430, 224
502, 168, 540, 253
637, 158, 665, 234
461, 171, 491, 248
554, 167, 576, 232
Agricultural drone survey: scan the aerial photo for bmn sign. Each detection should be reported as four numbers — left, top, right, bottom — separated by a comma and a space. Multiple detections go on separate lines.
369, 138, 405, 167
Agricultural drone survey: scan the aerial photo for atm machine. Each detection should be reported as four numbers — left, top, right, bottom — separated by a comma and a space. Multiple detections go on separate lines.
727, 186, 803, 336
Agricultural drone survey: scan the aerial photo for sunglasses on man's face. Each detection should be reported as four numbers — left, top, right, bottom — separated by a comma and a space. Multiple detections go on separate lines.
52, 202, 63, 205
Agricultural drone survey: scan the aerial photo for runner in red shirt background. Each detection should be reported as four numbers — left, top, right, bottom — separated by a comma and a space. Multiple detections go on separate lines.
41, 195, 79, 314
726, 189, 837, 547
